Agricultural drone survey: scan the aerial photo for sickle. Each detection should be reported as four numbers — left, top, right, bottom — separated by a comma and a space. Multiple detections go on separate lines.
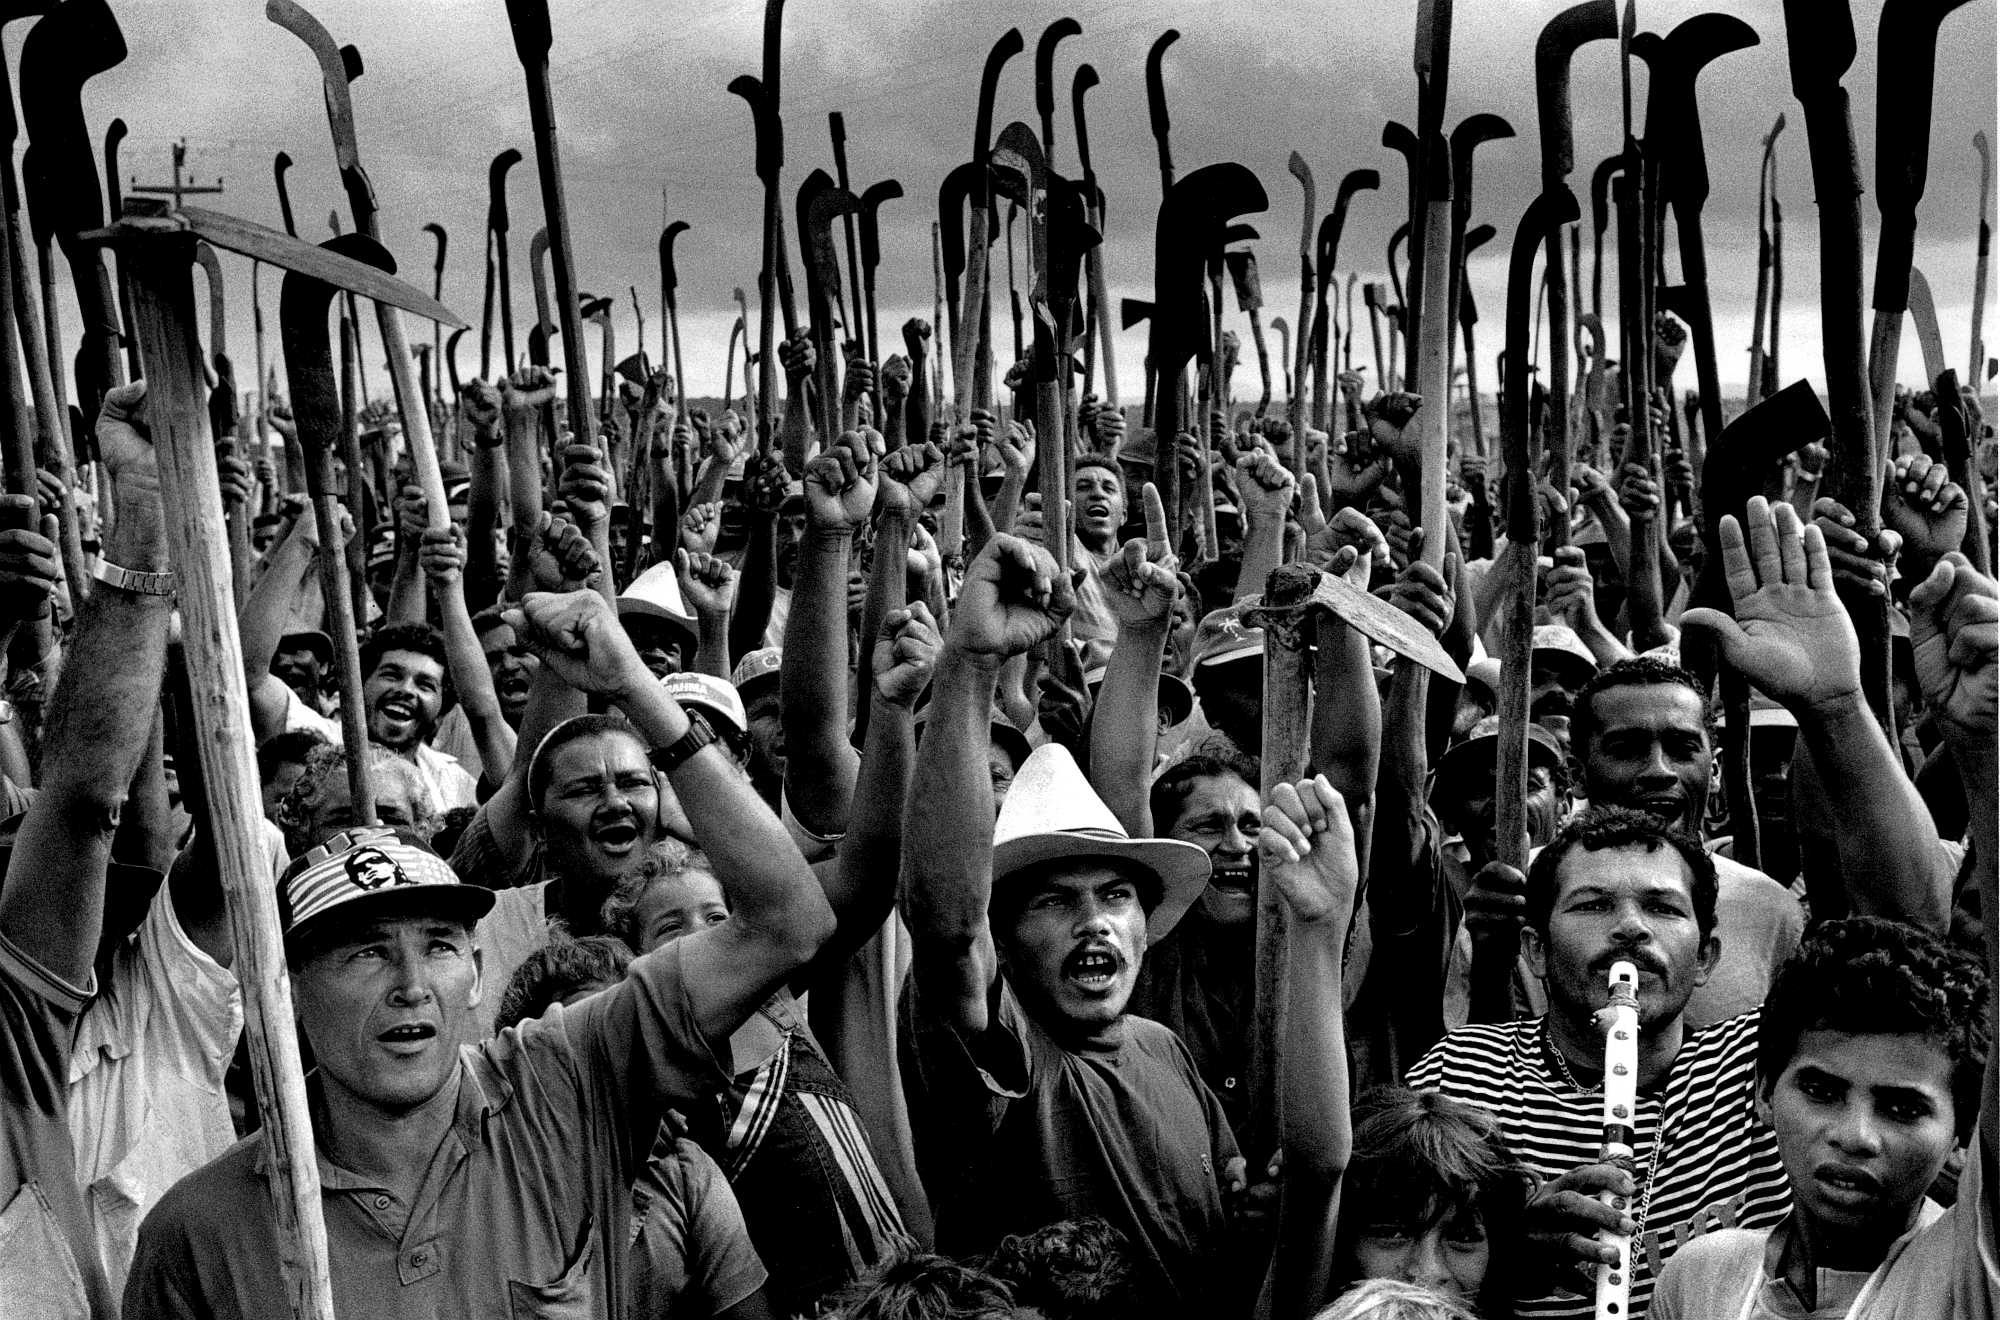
1072, 61, 1117, 405
1311, 169, 1379, 431
858, 179, 903, 420
1034, 18, 1081, 168
1446, 113, 1516, 430
485, 148, 522, 370
796, 168, 860, 444
1145, 30, 1180, 196
1460, 222, 1498, 456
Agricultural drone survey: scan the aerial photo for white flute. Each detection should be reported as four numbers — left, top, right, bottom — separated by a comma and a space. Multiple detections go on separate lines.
1594, 960, 1640, 1319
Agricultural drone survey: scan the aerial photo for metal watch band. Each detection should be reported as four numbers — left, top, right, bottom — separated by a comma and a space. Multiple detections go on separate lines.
90, 558, 177, 597
648, 710, 717, 777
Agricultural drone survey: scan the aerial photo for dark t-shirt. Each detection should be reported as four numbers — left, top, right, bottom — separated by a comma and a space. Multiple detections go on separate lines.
902, 976, 1240, 1315
0, 928, 114, 1318
1126, 917, 1255, 1143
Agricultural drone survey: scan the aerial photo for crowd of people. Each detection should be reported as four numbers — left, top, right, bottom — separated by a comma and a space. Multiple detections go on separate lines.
0, 2, 1995, 1308
0, 317, 1989, 1320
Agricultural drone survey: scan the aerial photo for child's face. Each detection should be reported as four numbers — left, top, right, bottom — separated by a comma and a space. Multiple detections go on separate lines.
1350, 1205, 1490, 1302
1761, 1029, 1958, 1251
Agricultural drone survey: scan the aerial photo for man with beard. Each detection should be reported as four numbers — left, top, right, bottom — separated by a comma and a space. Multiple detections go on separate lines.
1408, 806, 1792, 1320
901, 532, 1244, 1313
356, 623, 479, 817
271, 630, 336, 718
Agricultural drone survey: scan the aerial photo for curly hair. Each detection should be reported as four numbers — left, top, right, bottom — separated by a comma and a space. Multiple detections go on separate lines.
1335, 1088, 1532, 1309
360, 621, 449, 681
275, 742, 438, 857
985, 1218, 1143, 1320
1568, 656, 1709, 759
1524, 804, 1719, 939
825, 1253, 1017, 1320
599, 837, 717, 953
1759, 916, 1991, 1140
493, 933, 633, 1033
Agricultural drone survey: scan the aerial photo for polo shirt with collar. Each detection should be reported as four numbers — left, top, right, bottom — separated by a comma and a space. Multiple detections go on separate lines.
121, 939, 727, 1320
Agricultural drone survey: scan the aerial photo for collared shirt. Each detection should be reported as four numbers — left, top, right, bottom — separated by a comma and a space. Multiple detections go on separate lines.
0, 928, 111, 1320
68, 881, 241, 1300
122, 939, 727, 1320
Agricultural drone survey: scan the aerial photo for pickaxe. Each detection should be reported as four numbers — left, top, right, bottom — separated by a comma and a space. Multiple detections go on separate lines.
483, 147, 522, 376
1073, 62, 1117, 405
19, 0, 127, 420
1311, 170, 1378, 432
659, 220, 690, 412
1494, 188, 1581, 876
1747, 116, 1785, 408
1973, 132, 1992, 386
1286, 151, 1314, 467
266, 0, 457, 532
1145, 30, 1180, 198
858, 178, 902, 425
93, 196, 461, 1320
728, 0, 795, 456
1228, 247, 1274, 422
1783, 0, 1893, 722
502, 0, 604, 534
1459, 222, 1497, 457
1533, 1, 1616, 549
1867, 0, 1977, 452
1148, 162, 1267, 544
796, 168, 860, 451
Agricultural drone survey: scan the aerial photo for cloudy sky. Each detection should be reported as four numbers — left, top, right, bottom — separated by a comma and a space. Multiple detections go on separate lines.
53, 0, 2000, 410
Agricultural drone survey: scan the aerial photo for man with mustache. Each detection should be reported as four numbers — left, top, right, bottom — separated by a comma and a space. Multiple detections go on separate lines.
900, 533, 1245, 1314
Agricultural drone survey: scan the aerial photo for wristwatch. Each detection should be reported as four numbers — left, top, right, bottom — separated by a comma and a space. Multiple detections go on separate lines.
648, 710, 717, 776
91, 558, 177, 597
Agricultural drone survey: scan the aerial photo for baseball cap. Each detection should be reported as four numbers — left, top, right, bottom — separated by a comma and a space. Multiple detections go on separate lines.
731, 647, 783, 695
277, 827, 493, 953
661, 671, 748, 738
1190, 603, 1264, 669
277, 630, 335, 669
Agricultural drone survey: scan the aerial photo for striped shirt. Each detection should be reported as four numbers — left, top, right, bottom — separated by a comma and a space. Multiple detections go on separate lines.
1406, 1009, 1790, 1320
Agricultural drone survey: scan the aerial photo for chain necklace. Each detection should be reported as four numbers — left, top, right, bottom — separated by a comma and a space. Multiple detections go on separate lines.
1542, 1019, 1676, 1249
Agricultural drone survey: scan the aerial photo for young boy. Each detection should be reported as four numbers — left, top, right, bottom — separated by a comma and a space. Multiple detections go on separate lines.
1650, 917, 1996, 1319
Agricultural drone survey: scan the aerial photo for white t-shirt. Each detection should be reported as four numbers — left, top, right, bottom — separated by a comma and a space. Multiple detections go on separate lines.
278, 686, 478, 819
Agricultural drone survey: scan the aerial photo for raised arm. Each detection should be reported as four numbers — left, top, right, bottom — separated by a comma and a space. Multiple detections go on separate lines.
1255, 775, 1359, 1320
781, 430, 876, 837
1233, 449, 1295, 605
1683, 497, 1950, 930
420, 521, 516, 784
901, 535, 1073, 1034
0, 382, 172, 987
506, 588, 835, 1047
239, 501, 316, 740
1088, 483, 1179, 835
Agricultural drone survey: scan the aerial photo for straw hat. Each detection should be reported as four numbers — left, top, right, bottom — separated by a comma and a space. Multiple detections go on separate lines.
992, 745, 1211, 940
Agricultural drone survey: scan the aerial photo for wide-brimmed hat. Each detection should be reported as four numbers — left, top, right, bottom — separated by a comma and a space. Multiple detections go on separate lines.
992, 745, 1210, 940
661, 670, 748, 739
617, 563, 700, 650
278, 827, 493, 952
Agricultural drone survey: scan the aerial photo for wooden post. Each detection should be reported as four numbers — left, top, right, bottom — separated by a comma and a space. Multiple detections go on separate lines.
122, 228, 337, 1320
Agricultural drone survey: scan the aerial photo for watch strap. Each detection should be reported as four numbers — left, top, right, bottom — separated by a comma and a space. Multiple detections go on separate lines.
648, 710, 717, 777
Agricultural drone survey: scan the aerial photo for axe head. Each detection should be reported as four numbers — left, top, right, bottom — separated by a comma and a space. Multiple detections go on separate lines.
106, 201, 464, 327
1152, 162, 1269, 374
615, 353, 650, 387
1533, 0, 1616, 184
1145, 29, 1180, 145
1697, 379, 1830, 607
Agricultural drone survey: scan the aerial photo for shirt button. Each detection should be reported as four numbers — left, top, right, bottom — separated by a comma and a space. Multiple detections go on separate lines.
373, 1195, 390, 1210
411, 1249, 429, 1267
1223, 1076, 1239, 1090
